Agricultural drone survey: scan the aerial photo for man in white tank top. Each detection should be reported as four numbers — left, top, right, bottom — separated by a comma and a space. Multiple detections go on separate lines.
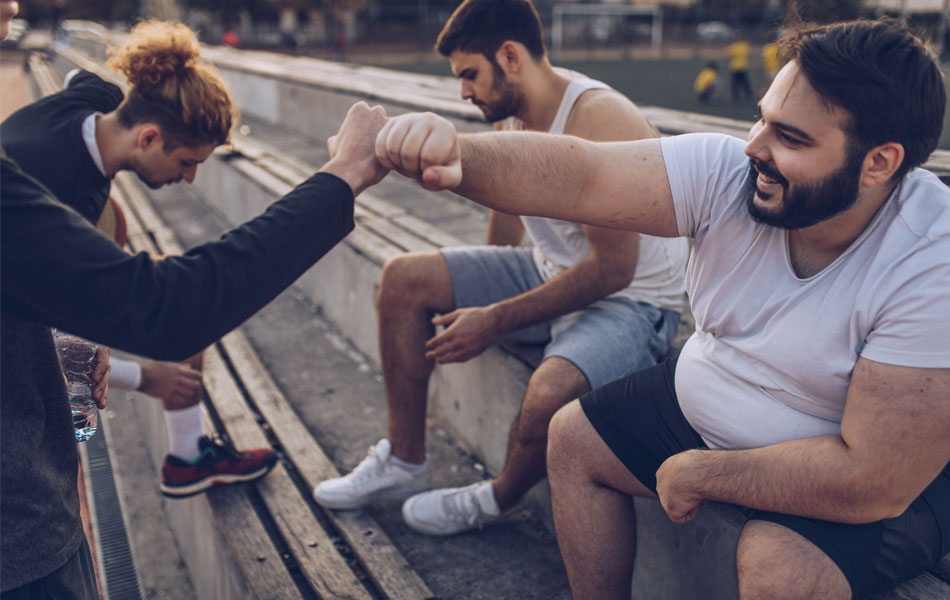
314, 0, 688, 537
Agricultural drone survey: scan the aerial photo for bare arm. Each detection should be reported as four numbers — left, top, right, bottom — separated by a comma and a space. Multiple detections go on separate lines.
423, 92, 650, 363
375, 112, 680, 238
657, 359, 950, 524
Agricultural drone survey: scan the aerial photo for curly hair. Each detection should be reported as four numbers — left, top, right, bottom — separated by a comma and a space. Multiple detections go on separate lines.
107, 20, 234, 150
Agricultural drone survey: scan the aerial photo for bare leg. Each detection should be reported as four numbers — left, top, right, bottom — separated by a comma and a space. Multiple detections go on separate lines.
492, 357, 589, 509
737, 520, 851, 600
547, 401, 657, 600
377, 251, 455, 464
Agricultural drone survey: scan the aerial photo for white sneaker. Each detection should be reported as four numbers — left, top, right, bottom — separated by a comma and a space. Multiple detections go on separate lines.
401, 480, 502, 536
313, 439, 431, 509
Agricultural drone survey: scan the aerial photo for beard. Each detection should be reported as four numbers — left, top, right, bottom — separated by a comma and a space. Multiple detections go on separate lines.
745, 148, 864, 230
473, 65, 525, 123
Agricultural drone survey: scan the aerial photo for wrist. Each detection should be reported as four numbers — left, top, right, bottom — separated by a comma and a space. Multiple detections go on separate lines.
319, 159, 367, 197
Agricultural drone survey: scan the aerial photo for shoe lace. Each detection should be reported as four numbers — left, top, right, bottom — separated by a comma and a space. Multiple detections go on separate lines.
346, 443, 387, 483
202, 435, 244, 465
440, 484, 486, 529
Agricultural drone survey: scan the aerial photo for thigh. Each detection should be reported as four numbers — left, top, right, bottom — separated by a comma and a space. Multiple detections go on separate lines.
546, 298, 679, 390
579, 359, 706, 492
440, 246, 550, 344
746, 471, 949, 599
737, 519, 851, 600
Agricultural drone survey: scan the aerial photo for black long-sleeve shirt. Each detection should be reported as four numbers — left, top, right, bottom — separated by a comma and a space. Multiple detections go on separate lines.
0, 151, 354, 590
1, 69, 122, 223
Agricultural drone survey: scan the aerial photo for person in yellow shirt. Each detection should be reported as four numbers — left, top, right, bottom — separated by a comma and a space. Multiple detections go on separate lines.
726, 32, 753, 103
694, 62, 720, 104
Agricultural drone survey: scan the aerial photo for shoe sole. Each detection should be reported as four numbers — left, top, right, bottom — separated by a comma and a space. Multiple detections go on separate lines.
160, 460, 277, 499
313, 481, 430, 510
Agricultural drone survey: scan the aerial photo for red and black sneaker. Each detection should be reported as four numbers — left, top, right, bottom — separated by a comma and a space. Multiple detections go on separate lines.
160, 435, 278, 498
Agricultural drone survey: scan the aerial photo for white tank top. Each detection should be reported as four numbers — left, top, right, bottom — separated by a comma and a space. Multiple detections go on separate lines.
503, 76, 688, 313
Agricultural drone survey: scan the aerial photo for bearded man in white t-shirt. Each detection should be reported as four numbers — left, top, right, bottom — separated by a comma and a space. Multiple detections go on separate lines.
363, 17, 950, 600
314, 0, 689, 537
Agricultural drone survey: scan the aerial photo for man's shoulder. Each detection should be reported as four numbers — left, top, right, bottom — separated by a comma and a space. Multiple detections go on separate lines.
894, 169, 950, 242
565, 88, 657, 141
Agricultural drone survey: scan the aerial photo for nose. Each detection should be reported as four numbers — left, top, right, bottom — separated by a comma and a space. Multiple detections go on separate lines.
744, 120, 770, 162
460, 81, 473, 101
183, 164, 197, 183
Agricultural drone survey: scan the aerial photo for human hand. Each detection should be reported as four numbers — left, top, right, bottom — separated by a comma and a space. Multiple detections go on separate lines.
655, 451, 706, 523
139, 360, 203, 410
91, 345, 111, 409
322, 101, 389, 196
424, 306, 500, 363
375, 112, 461, 191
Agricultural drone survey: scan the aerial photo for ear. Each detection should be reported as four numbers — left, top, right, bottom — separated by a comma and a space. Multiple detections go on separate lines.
495, 41, 522, 75
860, 142, 904, 187
136, 124, 163, 151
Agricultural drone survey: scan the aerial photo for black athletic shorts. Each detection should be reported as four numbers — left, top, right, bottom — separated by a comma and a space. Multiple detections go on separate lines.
580, 358, 950, 599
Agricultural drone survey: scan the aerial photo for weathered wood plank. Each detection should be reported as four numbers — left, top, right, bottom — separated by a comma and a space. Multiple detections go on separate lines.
202, 347, 373, 600
204, 487, 300, 600
218, 330, 436, 600
359, 215, 438, 254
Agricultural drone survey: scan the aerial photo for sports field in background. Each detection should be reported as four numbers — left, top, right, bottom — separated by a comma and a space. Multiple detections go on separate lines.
380, 56, 950, 150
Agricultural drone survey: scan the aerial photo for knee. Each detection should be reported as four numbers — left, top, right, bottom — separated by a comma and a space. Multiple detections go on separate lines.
377, 254, 428, 309
546, 400, 585, 470
517, 383, 574, 444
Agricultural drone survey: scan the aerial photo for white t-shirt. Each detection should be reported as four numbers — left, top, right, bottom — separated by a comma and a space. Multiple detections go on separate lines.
663, 133, 950, 450
503, 76, 689, 313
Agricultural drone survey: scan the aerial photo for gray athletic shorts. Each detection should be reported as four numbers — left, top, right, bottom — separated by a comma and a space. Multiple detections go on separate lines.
441, 245, 681, 390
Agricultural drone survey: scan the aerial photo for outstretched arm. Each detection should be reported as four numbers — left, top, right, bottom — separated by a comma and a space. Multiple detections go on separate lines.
375, 112, 680, 238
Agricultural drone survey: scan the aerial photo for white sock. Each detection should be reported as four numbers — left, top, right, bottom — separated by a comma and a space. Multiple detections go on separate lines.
388, 454, 428, 474
474, 481, 501, 517
164, 404, 205, 462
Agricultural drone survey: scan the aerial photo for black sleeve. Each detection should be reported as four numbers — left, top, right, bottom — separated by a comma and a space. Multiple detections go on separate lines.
1, 154, 355, 360
64, 70, 123, 113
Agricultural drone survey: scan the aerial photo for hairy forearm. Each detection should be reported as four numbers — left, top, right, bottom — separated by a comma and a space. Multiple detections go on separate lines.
455, 133, 676, 237
684, 436, 906, 524
490, 255, 633, 336
457, 133, 595, 221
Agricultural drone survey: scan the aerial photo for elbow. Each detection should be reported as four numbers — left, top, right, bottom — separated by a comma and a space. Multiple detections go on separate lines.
601, 263, 636, 294
837, 488, 915, 525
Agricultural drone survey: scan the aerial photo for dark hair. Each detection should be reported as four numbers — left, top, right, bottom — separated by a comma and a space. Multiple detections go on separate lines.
108, 20, 233, 150
780, 19, 945, 181
436, 0, 546, 62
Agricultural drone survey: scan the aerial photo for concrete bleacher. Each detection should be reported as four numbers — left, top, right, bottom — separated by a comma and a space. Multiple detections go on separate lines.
48, 24, 950, 599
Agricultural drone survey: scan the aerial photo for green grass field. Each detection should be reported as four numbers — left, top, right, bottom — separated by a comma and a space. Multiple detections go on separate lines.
379, 56, 950, 150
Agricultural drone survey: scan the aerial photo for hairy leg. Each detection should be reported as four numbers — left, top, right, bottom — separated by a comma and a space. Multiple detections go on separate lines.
547, 400, 657, 600
492, 357, 589, 509
737, 520, 851, 600
377, 251, 455, 463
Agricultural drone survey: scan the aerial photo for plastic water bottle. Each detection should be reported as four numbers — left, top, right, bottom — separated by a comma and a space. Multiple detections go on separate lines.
53, 332, 99, 442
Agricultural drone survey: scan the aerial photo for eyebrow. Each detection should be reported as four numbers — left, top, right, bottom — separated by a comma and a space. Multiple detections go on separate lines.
756, 103, 816, 143
458, 67, 476, 79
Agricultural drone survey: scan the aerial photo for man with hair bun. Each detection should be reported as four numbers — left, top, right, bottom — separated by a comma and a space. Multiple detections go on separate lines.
2, 20, 275, 500
370, 17, 950, 600
0, 5, 390, 595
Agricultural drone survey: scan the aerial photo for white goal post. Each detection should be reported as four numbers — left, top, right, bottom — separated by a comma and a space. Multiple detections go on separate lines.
551, 3, 663, 57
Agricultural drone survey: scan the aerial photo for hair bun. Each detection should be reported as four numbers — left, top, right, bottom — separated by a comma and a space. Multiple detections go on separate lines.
107, 20, 201, 88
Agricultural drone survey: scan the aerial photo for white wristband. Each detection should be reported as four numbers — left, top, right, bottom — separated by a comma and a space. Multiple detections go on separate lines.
109, 357, 142, 390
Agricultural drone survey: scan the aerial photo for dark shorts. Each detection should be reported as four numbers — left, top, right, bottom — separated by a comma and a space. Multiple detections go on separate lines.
580, 359, 950, 599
